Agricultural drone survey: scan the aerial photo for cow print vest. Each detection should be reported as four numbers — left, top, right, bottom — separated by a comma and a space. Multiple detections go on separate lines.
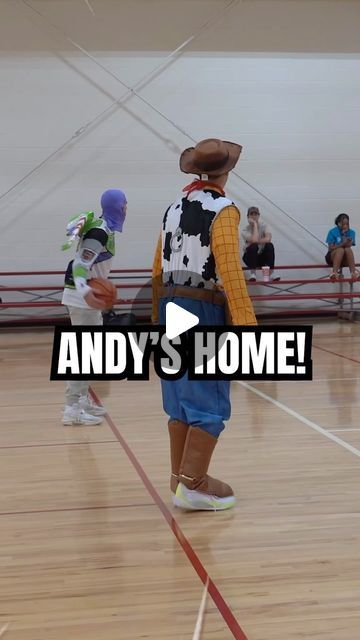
162, 187, 233, 289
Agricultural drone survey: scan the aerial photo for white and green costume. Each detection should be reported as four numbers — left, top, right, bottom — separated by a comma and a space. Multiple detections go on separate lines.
61, 215, 115, 408
62, 216, 115, 309
60, 189, 127, 423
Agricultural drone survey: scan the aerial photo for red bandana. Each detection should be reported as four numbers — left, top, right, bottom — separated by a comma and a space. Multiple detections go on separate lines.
182, 180, 225, 196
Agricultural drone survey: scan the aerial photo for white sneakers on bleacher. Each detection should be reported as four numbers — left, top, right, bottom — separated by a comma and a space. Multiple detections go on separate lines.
270, 272, 280, 282
248, 271, 280, 282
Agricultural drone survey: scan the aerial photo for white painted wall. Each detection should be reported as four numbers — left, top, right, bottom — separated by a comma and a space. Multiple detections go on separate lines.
1, 52, 360, 267
0, 0, 360, 317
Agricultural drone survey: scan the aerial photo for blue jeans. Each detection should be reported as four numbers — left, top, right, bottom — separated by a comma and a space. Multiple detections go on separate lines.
159, 296, 231, 438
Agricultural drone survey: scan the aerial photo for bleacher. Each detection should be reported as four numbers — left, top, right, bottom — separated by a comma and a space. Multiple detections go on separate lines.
0, 264, 359, 326
244, 264, 360, 319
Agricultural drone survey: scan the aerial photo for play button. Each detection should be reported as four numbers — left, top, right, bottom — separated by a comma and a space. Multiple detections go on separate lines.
166, 302, 199, 340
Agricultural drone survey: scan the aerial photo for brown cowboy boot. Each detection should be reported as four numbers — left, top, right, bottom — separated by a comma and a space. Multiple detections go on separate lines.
168, 420, 189, 493
174, 426, 235, 511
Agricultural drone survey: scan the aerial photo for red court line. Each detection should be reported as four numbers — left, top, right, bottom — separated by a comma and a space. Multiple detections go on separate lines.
313, 344, 360, 366
0, 439, 115, 451
90, 389, 249, 640
0, 503, 154, 518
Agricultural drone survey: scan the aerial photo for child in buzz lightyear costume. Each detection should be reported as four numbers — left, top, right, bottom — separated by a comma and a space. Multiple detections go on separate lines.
61, 189, 127, 425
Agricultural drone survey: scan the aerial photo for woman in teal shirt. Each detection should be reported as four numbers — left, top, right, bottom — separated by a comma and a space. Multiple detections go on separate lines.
325, 213, 359, 281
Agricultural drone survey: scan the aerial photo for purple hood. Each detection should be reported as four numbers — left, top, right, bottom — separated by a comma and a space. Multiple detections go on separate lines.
101, 189, 127, 232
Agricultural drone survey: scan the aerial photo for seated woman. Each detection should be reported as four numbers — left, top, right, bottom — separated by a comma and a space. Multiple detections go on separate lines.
242, 206, 280, 281
325, 213, 359, 281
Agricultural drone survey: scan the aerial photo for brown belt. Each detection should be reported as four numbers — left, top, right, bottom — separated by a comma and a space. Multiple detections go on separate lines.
159, 285, 226, 307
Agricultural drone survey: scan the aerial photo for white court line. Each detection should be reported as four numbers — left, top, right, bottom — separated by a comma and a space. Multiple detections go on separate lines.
237, 382, 360, 458
0, 624, 9, 638
330, 428, 360, 433
192, 576, 209, 640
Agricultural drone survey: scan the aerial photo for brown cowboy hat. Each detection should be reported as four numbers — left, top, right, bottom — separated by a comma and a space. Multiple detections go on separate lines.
179, 138, 242, 176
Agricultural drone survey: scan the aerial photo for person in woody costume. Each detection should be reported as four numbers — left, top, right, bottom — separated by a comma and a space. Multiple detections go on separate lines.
152, 138, 256, 511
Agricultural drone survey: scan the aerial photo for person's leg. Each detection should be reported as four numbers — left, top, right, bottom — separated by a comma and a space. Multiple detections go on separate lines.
159, 295, 235, 510
260, 242, 275, 269
329, 248, 345, 280
179, 377, 230, 437
343, 248, 360, 280
243, 244, 259, 280
159, 298, 189, 492
260, 242, 280, 280
63, 306, 104, 425
325, 250, 333, 266
173, 372, 234, 507
160, 297, 229, 437
159, 297, 188, 422
168, 419, 189, 493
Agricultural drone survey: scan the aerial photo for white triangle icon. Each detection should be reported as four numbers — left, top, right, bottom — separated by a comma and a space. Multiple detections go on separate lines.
166, 302, 199, 339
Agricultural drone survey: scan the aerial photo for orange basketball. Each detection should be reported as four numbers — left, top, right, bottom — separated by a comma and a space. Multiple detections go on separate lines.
88, 277, 117, 309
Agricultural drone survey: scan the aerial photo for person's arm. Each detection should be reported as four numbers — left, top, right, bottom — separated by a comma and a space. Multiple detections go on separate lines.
246, 219, 260, 243
151, 232, 162, 323
72, 227, 108, 309
211, 206, 257, 326
345, 230, 355, 247
258, 224, 272, 244
241, 227, 252, 247
326, 228, 338, 251
258, 234, 272, 244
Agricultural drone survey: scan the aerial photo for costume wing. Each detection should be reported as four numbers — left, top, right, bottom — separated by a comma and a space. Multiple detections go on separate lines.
61, 211, 94, 250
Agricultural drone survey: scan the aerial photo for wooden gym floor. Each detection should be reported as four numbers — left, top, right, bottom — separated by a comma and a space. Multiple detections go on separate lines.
0, 320, 359, 640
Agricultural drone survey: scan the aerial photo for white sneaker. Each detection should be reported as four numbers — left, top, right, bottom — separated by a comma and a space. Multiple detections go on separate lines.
248, 271, 257, 282
270, 272, 280, 282
79, 395, 107, 416
62, 405, 103, 426
172, 482, 236, 511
